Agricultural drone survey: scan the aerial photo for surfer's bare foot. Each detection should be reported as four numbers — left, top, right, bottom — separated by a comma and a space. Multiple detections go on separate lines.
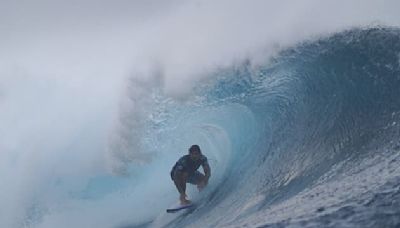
181, 199, 192, 205
180, 193, 191, 205
180, 199, 192, 205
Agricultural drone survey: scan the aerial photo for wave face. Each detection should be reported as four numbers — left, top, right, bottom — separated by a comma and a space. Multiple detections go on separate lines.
8, 27, 400, 228
141, 27, 400, 228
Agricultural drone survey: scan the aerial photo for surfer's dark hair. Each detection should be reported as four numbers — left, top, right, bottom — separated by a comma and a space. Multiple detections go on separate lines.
189, 145, 201, 153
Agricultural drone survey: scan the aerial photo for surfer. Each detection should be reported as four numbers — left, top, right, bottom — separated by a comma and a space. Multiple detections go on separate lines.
170, 145, 211, 205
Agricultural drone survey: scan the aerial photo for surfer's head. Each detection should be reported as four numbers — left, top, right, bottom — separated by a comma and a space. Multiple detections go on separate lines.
189, 145, 201, 161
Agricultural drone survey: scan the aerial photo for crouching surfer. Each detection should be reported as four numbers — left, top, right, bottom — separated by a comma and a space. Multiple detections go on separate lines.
170, 145, 211, 205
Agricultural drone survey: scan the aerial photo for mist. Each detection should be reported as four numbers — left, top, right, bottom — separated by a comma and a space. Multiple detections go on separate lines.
1, 0, 400, 227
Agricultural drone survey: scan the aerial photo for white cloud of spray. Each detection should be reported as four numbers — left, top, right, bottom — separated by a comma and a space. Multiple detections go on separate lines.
1, 0, 400, 227
128, 0, 400, 95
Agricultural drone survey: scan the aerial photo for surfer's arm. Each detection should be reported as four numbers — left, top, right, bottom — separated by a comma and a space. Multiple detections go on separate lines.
201, 156, 211, 181
203, 163, 211, 181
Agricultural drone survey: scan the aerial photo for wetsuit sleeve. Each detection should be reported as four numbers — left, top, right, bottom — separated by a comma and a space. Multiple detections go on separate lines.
175, 156, 187, 172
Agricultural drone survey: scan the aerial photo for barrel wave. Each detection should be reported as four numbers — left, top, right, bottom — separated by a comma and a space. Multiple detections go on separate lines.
6, 27, 400, 228
137, 27, 400, 228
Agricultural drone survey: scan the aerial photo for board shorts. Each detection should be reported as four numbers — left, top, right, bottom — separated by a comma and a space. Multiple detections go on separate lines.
171, 170, 204, 185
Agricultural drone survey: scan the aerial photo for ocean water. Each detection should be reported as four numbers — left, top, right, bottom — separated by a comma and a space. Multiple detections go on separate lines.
137, 27, 400, 228
2, 2, 400, 228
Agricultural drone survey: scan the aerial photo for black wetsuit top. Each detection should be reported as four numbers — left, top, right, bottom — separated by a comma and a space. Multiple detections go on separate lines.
170, 154, 209, 179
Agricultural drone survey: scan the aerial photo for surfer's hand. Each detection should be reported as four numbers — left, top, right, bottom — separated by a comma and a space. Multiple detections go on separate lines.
204, 177, 209, 185
203, 177, 209, 186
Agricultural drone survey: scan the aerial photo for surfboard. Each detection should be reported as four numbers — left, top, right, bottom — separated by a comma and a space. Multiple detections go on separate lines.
166, 204, 194, 213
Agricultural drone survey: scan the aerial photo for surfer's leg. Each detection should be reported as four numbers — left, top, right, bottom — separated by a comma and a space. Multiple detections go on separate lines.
172, 171, 191, 204
188, 171, 206, 191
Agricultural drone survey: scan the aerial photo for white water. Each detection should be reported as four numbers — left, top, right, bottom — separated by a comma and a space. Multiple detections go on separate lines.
1, 1, 400, 227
